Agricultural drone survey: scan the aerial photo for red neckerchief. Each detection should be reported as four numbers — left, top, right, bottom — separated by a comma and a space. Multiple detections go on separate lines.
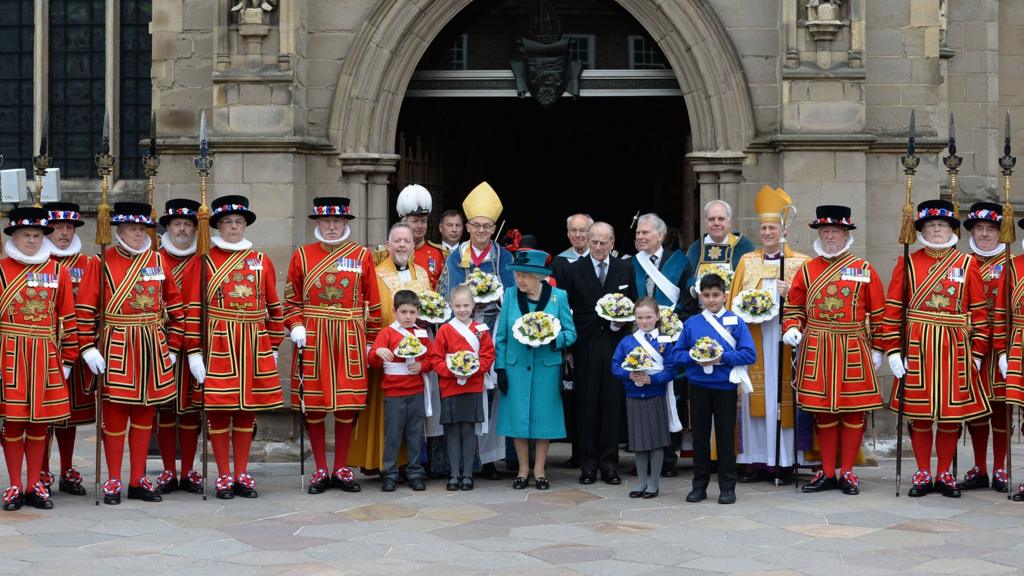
470, 242, 492, 268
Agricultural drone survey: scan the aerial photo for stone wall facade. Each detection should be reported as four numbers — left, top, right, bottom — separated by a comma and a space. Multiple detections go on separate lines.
50, 0, 1024, 451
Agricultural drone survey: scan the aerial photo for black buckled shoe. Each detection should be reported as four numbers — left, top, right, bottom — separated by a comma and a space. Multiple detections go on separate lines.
908, 470, 933, 498
308, 468, 331, 495
1012, 482, 1024, 502
102, 479, 123, 505
127, 478, 163, 502
58, 468, 87, 496
838, 471, 860, 495
156, 470, 179, 494
215, 475, 235, 500
957, 466, 990, 490
801, 471, 838, 493
25, 482, 53, 510
992, 468, 1009, 493
233, 474, 258, 498
935, 472, 961, 498
331, 467, 361, 493
180, 471, 204, 494
2, 486, 23, 511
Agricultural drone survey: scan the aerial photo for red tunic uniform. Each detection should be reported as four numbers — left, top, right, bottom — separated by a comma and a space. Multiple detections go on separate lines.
283, 241, 382, 411
883, 247, 991, 421
997, 255, 1024, 406
782, 251, 886, 413
159, 247, 199, 413
427, 320, 495, 398
975, 253, 1008, 402
413, 241, 445, 289
0, 258, 78, 422
51, 251, 96, 425
182, 246, 285, 410
77, 246, 184, 406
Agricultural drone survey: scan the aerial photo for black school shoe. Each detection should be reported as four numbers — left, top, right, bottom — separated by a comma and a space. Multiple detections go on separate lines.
408, 477, 426, 491
685, 488, 707, 502
718, 490, 735, 504
800, 471, 838, 493
381, 478, 397, 492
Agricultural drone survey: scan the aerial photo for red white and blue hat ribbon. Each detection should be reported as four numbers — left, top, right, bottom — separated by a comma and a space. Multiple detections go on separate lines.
312, 204, 352, 217
966, 208, 1001, 223
111, 214, 154, 225
10, 217, 48, 227
812, 216, 853, 226
917, 207, 956, 219
165, 207, 196, 217
47, 210, 81, 222
212, 203, 248, 216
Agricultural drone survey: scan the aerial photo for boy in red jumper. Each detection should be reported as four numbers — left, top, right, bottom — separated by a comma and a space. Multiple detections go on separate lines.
427, 286, 496, 491
369, 290, 432, 492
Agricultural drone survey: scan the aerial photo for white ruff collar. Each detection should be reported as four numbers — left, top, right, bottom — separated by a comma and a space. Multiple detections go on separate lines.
212, 235, 253, 252
969, 236, 1005, 258
160, 231, 196, 257
45, 235, 82, 258
116, 233, 153, 255
917, 232, 959, 250
813, 235, 855, 259
314, 225, 351, 245
5, 240, 51, 265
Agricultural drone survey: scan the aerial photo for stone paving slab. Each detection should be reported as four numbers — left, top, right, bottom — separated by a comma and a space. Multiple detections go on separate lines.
2, 438, 1024, 574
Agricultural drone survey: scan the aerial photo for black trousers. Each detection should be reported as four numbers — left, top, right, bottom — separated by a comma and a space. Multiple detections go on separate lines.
689, 383, 737, 492
574, 334, 622, 477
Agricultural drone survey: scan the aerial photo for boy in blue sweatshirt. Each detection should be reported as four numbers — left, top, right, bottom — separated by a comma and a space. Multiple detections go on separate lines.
670, 273, 755, 504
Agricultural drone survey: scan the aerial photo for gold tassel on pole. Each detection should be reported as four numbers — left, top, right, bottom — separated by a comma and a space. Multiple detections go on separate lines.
1000, 111, 1017, 245
144, 113, 160, 250
195, 111, 213, 257
899, 110, 919, 245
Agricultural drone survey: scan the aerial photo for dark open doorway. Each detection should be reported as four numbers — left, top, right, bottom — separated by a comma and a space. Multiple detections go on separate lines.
395, 95, 691, 256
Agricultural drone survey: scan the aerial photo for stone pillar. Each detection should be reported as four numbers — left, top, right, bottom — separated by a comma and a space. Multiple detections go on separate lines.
339, 153, 399, 248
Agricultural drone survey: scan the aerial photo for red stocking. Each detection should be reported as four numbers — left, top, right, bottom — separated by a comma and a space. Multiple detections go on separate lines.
935, 423, 961, 476
815, 413, 840, 478
839, 412, 865, 475
128, 405, 156, 486
304, 413, 328, 471
2, 422, 27, 489
992, 402, 1009, 472
24, 423, 49, 489
332, 411, 357, 472
909, 421, 933, 474
207, 412, 233, 478
232, 411, 256, 477
967, 418, 989, 474
156, 408, 178, 474
178, 412, 201, 477
103, 401, 131, 482
54, 426, 77, 474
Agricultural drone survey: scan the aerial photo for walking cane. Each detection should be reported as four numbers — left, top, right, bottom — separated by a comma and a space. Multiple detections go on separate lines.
895, 110, 920, 497
298, 346, 306, 492
998, 111, 1017, 499
93, 111, 115, 505
194, 112, 213, 501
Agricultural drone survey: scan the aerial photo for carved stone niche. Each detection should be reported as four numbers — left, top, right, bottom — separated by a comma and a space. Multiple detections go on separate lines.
805, 0, 843, 43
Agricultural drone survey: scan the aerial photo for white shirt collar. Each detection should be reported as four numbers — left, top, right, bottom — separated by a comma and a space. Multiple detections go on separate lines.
212, 235, 253, 252
44, 235, 82, 258
443, 241, 460, 252
5, 240, 50, 265
643, 246, 664, 263
160, 231, 196, 257
590, 254, 610, 267
704, 233, 729, 245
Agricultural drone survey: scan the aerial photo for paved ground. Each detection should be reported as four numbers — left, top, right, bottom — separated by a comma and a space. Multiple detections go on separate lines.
4, 433, 1024, 575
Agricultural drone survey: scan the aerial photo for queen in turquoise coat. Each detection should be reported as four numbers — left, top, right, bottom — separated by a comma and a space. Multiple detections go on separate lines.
494, 249, 576, 489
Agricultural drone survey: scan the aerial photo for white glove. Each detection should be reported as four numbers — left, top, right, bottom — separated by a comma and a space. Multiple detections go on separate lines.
974, 357, 982, 371
888, 353, 906, 379
872, 350, 883, 371
83, 348, 106, 375
782, 327, 802, 347
188, 353, 206, 384
63, 365, 72, 380
290, 325, 307, 348
169, 352, 177, 366
273, 351, 279, 368
610, 321, 623, 332
1000, 353, 1009, 379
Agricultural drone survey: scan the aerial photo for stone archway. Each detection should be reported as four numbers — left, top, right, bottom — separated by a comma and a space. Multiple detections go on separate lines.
328, 0, 755, 245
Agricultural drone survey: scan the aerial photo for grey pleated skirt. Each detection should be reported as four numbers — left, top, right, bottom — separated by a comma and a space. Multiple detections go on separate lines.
440, 392, 485, 425
626, 396, 671, 452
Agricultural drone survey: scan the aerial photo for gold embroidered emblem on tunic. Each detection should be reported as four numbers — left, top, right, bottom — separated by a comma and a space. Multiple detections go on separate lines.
229, 284, 254, 299
131, 294, 156, 310
708, 246, 723, 260
20, 299, 47, 321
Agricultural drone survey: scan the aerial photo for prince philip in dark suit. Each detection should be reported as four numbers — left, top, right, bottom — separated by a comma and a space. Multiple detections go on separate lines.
561, 222, 637, 484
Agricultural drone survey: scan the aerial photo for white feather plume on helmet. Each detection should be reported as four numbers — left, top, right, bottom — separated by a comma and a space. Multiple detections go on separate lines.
396, 184, 432, 217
